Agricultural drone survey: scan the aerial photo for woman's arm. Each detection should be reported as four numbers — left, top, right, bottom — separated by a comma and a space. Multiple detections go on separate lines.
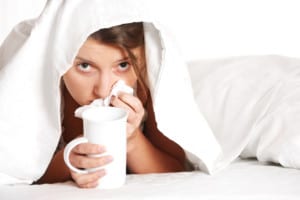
126, 95, 187, 173
126, 129, 186, 173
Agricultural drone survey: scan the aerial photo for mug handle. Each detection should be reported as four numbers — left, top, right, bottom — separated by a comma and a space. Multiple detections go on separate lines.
63, 137, 89, 174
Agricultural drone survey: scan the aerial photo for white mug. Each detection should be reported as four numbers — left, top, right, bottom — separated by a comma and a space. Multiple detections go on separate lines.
63, 106, 128, 189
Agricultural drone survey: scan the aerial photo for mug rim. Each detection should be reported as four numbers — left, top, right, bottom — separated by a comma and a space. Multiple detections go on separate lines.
81, 106, 128, 122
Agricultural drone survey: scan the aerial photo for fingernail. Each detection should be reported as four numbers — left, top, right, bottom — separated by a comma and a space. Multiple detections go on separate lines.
98, 145, 106, 152
106, 156, 114, 162
97, 169, 106, 177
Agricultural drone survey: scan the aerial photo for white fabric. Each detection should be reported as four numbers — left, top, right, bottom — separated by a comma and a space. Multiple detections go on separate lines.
0, 0, 221, 184
1, 159, 300, 200
188, 55, 300, 170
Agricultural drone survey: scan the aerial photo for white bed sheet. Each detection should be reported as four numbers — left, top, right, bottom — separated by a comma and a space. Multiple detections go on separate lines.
1, 159, 299, 200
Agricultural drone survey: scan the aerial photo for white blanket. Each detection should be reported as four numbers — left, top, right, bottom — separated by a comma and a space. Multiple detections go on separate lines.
0, 0, 221, 184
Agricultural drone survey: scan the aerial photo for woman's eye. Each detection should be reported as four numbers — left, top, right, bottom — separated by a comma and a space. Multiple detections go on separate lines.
118, 62, 130, 71
77, 63, 91, 72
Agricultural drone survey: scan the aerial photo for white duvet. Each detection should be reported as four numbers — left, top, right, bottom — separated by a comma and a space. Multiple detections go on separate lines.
0, 0, 299, 186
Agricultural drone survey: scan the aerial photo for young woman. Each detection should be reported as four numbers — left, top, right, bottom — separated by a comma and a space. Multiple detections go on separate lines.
36, 23, 187, 188
0, 0, 219, 186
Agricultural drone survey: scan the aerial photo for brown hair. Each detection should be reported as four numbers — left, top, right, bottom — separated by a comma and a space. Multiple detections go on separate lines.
89, 22, 148, 102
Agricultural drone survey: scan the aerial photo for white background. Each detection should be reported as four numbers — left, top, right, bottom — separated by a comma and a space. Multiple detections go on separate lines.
0, 0, 299, 61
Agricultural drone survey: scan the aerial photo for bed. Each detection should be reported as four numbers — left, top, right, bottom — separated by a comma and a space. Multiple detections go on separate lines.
0, 158, 299, 200
1, 55, 300, 199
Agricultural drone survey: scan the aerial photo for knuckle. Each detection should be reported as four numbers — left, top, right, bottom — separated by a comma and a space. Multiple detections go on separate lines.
70, 171, 79, 179
78, 182, 86, 188
77, 158, 85, 167
69, 154, 79, 166
73, 144, 83, 153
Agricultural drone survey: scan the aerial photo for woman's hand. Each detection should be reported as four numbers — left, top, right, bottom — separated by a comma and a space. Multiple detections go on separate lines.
111, 92, 145, 139
69, 143, 113, 188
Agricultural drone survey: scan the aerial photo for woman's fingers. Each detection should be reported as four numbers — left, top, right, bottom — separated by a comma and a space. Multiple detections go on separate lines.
111, 93, 145, 128
115, 93, 144, 114
70, 143, 113, 169
68, 143, 113, 188
70, 153, 113, 169
71, 169, 106, 188
73, 143, 105, 155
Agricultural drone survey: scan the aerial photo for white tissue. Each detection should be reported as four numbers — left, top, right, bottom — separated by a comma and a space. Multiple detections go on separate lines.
103, 80, 134, 106
74, 80, 134, 118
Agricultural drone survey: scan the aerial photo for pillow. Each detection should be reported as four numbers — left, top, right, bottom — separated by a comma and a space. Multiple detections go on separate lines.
187, 55, 300, 170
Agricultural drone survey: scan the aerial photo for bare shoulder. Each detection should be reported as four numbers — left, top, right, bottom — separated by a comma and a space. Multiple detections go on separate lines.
143, 94, 186, 165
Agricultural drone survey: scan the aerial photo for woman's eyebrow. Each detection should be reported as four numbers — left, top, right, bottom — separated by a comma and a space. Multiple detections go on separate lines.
75, 56, 94, 63
74, 56, 100, 67
114, 57, 129, 63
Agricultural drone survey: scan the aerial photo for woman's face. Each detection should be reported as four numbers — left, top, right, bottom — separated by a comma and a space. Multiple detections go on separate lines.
63, 38, 143, 105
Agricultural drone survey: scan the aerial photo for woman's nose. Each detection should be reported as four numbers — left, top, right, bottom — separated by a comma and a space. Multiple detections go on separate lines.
93, 74, 116, 99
